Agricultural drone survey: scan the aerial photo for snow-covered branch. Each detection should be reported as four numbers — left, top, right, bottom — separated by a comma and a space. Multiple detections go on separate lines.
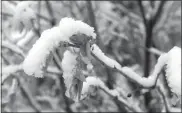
2, 64, 23, 84
2, 41, 25, 58
81, 76, 142, 112
90, 44, 180, 92
23, 17, 96, 77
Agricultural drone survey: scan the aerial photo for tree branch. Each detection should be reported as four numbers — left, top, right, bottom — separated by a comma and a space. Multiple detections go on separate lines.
152, 1, 167, 27
86, 1, 103, 49
90, 44, 167, 88
14, 74, 42, 112
138, 0, 147, 28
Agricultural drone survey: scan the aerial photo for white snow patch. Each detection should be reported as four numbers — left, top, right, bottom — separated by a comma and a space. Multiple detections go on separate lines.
23, 17, 96, 77
81, 76, 103, 100
61, 50, 78, 98
90, 44, 122, 70
165, 46, 181, 96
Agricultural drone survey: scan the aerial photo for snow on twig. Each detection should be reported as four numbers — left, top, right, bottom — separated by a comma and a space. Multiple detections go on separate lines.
2, 41, 25, 57
23, 17, 96, 77
17, 30, 36, 47
90, 44, 168, 88
81, 76, 142, 112
2, 64, 22, 84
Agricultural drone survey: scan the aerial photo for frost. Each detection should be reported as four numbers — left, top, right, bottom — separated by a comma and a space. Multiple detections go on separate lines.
23, 17, 96, 77
165, 46, 181, 96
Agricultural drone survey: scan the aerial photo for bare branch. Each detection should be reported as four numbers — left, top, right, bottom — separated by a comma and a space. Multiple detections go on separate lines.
15, 74, 42, 112
45, 1, 56, 26
138, 0, 147, 28
86, 1, 103, 49
152, 1, 167, 27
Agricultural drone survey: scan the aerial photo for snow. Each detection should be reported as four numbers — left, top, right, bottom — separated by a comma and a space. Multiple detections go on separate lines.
59, 17, 96, 40
13, 1, 36, 31
23, 17, 96, 77
61, 50, 78, 98
90, 44, 122, 70
23, 27, 62, 77
2, 64, 22, 76
81, 76, 103, 100
17, 30, 35, 47
165, 46, 181, 96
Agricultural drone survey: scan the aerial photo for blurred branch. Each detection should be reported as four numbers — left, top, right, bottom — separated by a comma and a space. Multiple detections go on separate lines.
7, 78, 18, 112
46, 66, 62, 75
1, 11, 52, 23
154, 1, 180, 33
138, 0, 147, 27
36, 13, 52, 23
152, 1, 166, 27
2, 64, 22, 84
1, 12, 13, 17
8, 1, 17, 5
156, 81, 181, 112
86, 1, 103, 49
2, 55, 42, 112
157, 86, 170, 112
36, 96, 63, 111
99, 84, 142, 112
45, 1, 56, 26
37, 1, 41, 35
2, 54, 10, 65
15, 74, 42, 112
110, 31, 164, 56
2, 41, 25, 58
115, 3, 142, 22
17, 30, 38, 47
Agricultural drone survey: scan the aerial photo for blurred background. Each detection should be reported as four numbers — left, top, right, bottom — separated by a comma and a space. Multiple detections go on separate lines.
1, 1, 181, 112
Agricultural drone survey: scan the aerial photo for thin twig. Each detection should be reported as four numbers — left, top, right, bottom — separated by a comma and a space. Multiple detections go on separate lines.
37, 1, 41, 36
14, 74, 42, 112
99, 85, 142, 112
152, 1, 167, 27
45, 1, 56, 26
2, 57, 42, 112
138, 0, 147, 28
2, 41, 25, 58
86, 1, 104, 49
